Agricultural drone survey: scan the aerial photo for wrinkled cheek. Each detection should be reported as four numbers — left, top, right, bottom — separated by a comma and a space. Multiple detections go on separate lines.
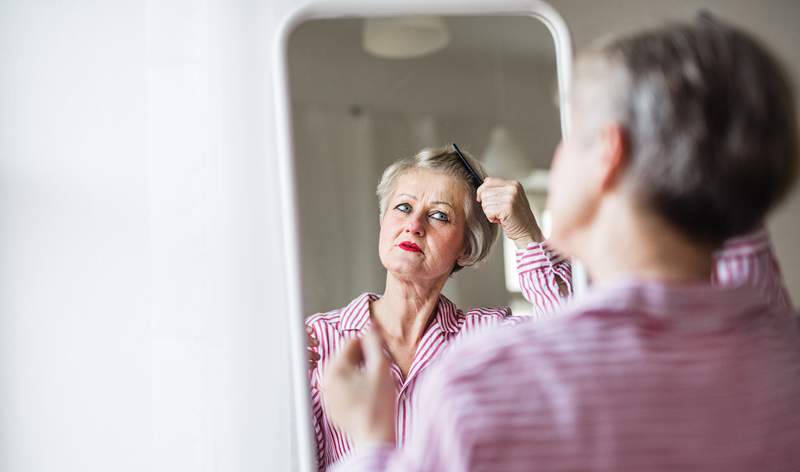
377, 232, 393, 267
548, 194, 571, 248
377, 215, 396, 248
548, 154, 586, 251
437, 237, 466, 272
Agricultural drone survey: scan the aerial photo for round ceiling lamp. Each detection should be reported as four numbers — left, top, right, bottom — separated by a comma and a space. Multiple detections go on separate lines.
363, 17, 450, 59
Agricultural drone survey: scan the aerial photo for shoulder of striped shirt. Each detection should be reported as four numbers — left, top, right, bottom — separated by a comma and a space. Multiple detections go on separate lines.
419, 320, 564, 406
714, 228, 771, 257
461, 306, 537, 330
462, 305, 512, 318
304, 300, 514, 332
306, 308, 345, 327
442, 300, 626, 366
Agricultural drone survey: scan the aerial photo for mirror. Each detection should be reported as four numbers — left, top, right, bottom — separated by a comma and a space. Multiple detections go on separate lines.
275, 5, 572, 470
289, 15, 561, 316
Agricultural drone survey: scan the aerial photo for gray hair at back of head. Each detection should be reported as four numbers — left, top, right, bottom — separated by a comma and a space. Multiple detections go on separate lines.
377, 146, 499, 273
577, 15, 798, 245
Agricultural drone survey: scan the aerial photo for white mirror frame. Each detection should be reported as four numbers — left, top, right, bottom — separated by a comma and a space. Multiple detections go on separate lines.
273, 1, 578, 469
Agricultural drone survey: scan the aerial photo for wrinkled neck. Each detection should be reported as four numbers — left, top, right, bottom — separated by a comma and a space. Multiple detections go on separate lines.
372, 272, 448, 345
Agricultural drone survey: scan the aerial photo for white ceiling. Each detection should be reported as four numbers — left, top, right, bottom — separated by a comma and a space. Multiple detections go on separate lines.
287, 15, 563, 169
289, 15, 557, 64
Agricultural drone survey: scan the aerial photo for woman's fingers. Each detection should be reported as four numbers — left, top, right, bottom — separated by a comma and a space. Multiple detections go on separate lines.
478, 176, 543, 246
307, 345, 320, 370
321, 331, 397, 446
478, 179, 522, 210
361, 330, 389, 371
336, 337, 366, 374
306, 326, 319, 346
476, 176, 509, 202
481, 205, 505, 224
480, 189, 517, 223
306, 325, 320, 370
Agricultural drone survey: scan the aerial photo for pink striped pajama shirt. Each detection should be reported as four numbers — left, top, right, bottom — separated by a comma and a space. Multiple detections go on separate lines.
712, 228, 793, 310
331, 231, 799, 471
306, 242, 558, 471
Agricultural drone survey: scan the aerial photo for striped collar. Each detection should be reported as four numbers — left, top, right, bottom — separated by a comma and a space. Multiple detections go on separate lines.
569, 278, 778, 328
338, 292, 462, 334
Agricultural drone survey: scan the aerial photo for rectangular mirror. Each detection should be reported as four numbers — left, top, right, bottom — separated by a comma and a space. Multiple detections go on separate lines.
273, 4, 573, 470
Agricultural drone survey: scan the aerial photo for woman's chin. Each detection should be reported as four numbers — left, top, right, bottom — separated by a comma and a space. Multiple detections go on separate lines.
387, 264, 454, 285
384, 259, 428, 277
381, 251, 455, 282
386, 262, 424, 278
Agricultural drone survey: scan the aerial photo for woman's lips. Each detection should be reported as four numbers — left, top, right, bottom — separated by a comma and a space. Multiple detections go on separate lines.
398, 241, 422, 253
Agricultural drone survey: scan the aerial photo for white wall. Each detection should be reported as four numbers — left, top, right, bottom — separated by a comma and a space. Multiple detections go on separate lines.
1, 0, 298, 470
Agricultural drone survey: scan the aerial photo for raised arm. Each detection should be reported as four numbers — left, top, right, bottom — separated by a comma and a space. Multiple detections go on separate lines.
516, 240, 573, 318
477, 177, 573, 318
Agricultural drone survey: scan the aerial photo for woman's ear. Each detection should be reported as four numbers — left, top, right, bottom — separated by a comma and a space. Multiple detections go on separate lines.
597, 124, 628, 192
455, 235, 472, 268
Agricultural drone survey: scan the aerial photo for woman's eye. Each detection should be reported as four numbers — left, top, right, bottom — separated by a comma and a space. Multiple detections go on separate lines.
429, 211, 449, 222
394, 203, 412, 213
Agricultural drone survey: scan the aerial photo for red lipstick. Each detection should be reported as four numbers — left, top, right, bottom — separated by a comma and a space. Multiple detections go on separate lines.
398, 241, 422, 253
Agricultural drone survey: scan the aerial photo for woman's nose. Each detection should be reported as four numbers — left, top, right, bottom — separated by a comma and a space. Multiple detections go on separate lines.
404, 214, 425, 236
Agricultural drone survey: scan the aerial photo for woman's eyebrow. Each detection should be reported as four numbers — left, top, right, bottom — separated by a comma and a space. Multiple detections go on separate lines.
396, 194, 452, 209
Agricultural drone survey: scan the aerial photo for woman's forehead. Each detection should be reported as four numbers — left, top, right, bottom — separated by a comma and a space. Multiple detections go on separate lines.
392, 170, 466, 202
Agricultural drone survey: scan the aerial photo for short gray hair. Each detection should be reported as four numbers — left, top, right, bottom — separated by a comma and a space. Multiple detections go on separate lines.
576, 16, 798, 245
376, 146, 498, 273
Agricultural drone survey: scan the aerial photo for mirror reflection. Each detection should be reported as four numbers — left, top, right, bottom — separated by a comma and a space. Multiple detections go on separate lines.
288, 15, 566, 469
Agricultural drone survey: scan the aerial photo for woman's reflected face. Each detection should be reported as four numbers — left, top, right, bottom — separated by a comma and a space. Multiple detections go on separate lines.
379, 170, 468, 282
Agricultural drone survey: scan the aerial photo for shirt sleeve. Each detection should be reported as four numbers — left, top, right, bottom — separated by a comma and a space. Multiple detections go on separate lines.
305, 319, 329, 471
461, 306, 529, 332
516, 240, 573, 318
310, 370, 328, 471
712, 228, 794, 310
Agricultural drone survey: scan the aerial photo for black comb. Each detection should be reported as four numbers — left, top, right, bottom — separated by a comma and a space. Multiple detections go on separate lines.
452, 143, 484, 188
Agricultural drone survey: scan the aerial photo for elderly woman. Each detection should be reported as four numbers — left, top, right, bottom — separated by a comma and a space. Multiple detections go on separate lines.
304, 145, 564, 470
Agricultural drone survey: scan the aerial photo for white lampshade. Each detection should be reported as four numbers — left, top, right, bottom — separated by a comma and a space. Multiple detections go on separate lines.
362, 17, 450, 59
481, 126, 531, 179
